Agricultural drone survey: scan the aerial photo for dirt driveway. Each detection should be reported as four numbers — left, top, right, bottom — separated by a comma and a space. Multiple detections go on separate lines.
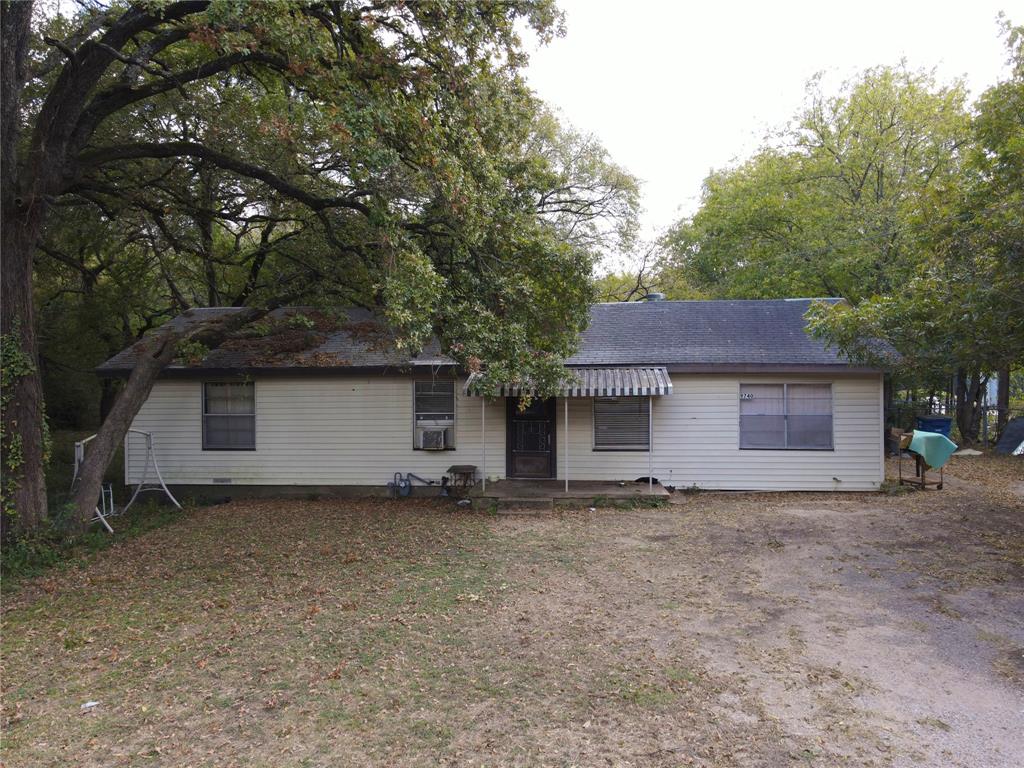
3, 456, 1022, 767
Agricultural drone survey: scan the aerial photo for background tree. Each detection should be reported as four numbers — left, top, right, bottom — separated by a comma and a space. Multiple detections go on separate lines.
2, 1, 639, 535
35, 204, 172, 428
592, 243, 704, 302
809, 21, 1024, 444
593, 244, 660, 302
659, 66, 971, 301
657, 46, 1024, 445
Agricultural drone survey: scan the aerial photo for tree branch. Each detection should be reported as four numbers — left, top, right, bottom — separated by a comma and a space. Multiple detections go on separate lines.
74, 51, 289, 149
75, 141, 373, 216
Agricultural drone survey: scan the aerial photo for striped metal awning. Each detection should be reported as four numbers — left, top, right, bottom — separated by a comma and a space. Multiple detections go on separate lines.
464, 367, 672, 397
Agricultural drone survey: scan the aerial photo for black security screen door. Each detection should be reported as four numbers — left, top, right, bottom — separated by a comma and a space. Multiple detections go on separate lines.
507, 397, 556, 478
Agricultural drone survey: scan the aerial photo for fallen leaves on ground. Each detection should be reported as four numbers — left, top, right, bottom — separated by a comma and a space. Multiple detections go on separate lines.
2, 457, 1022, 768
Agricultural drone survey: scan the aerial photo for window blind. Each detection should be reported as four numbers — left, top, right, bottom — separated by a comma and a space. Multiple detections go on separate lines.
594, 397, 650, 450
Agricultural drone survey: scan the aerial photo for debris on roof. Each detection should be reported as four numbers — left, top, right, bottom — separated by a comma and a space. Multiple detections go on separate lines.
216, 310, 342, 367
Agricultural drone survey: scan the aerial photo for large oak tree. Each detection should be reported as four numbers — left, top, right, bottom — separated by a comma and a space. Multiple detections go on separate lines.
1, 1, 638, 533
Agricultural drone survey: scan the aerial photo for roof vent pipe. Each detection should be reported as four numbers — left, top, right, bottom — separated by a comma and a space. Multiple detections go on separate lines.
642, 292, 666, 302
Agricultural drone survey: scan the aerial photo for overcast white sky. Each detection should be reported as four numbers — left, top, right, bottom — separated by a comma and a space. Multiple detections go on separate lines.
524, 0, 1013, 247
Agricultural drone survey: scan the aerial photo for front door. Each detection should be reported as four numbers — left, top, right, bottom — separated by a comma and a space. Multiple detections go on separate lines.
507, 397, 556, 478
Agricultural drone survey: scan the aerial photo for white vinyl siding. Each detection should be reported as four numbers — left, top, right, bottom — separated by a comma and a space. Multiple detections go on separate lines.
126, 376, 504, 486
127, 372, 883, 492
593, 397, 649, 450
553, 374, 882, 491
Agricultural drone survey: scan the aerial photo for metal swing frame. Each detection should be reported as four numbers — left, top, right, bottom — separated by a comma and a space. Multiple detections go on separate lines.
71, 429, 182, 533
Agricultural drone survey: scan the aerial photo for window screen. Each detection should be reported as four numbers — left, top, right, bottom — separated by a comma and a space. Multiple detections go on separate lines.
739, 384, 786, 448
414, 380, 455, 448
786, 384, 833, 449
203, 382, 255, 450
593, 397, 650, 450
740, 383, 832, 450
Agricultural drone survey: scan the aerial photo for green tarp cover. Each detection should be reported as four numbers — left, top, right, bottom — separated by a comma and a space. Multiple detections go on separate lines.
909, 429, 958, 470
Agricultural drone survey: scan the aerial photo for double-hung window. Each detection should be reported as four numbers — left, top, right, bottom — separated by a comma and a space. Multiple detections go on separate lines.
414, 380, 455, 449
593, 397, 650, 451
739, 383, 833, 450
203, 382, 256, 450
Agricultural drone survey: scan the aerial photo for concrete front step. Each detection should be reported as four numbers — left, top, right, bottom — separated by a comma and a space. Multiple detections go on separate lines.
491, 497, 554, 514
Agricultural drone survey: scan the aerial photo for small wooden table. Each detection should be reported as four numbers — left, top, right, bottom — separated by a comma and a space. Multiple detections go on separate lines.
446, 465, 478, 495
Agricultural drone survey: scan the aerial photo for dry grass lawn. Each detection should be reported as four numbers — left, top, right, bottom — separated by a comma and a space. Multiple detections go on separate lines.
2, 455, 1022, 767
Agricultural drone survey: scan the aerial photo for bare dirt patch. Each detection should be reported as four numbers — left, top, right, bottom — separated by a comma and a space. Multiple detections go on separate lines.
3, 457, 1021, 767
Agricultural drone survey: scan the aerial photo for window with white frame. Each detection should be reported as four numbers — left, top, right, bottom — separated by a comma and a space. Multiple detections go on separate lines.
739, 383, 833, 450
414, 380, 455, 449
203, 381, 256, 450
593, 397, 650, 450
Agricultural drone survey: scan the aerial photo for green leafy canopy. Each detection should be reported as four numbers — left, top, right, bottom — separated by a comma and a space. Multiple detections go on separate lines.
30, 0, 640, 402
659, 28, 1023, 390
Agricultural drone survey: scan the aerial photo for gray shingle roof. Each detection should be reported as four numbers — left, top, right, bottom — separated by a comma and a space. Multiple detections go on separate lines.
97, 298, 869, 375
566, 299, 854, 368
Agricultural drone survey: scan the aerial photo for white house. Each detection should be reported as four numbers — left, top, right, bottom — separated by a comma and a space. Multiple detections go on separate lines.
97, 298, 885, 496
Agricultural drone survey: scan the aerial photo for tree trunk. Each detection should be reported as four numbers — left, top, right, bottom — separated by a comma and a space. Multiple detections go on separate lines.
954, 368, 986, 448
198, 164, 220, 306
1, 2, 30, 175
70, 333, 182, 530
996, 365, 1010, 435
71, 308, 263, 530
1, 211, 50, 535
2, 0, 47, 536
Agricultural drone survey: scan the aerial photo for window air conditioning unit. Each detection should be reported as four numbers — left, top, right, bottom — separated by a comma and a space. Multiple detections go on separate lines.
420, 429, 446, 450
